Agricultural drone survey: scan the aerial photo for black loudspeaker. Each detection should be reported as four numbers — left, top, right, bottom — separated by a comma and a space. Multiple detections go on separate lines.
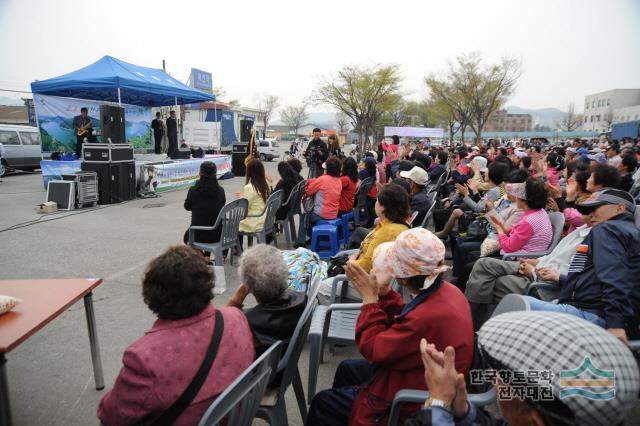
100, 105, 125, 143
81, 161, 135, 204
240, 120, 253, 142
169, 148, 191, 159
232, 142, 249, 176
191, 147, 204, 158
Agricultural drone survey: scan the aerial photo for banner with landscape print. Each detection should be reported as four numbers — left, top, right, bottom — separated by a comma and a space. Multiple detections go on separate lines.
34, 94, 152, 153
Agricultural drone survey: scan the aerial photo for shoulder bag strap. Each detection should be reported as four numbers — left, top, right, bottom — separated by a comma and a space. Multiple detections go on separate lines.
152, 309, 225, 426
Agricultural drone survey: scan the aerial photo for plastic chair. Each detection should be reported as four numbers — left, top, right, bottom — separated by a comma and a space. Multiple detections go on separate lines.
387, 388, 497, 426
307, 273, 399, 402
198, 342, 283, 426
492, 293, 531, 316
276, 179, 306, 248
502, 212, 565, 260
241, 189, 284, 247
317, 218, 347, 246
353, 177, 374, 226
256, 276, 322, 425
188, 198, 249, 265
341, 211, 355, 242
310, 225, 340, 259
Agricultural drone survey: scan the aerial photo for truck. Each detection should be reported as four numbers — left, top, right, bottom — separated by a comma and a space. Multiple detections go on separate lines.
611, 120, 640, 141
182, 108, 256, 153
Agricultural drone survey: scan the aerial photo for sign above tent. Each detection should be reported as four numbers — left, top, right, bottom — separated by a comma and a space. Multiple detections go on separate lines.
30, 56, 215, 107
190, 68, 212, 91
384, 126, 444, 138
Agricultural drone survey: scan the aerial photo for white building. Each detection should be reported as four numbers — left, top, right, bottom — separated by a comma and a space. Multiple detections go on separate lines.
582, 89, 640, 133
612, 105, 640, 124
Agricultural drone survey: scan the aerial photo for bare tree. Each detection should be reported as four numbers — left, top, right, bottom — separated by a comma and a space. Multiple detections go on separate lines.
335, 112, 351, 133
459, 54, 522, 138
425, 76, 474, 141
560, 102, 581, 131
256, 94, 280, 138
314, 64, 402, 151
388, 100, 408, 126
280, 104, 309, 138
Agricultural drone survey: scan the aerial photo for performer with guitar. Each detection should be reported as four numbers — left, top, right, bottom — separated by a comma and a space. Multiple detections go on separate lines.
73, 107, 95, 159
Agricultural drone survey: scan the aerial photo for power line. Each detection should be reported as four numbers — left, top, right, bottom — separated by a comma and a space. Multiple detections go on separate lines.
0, 88, 32, 94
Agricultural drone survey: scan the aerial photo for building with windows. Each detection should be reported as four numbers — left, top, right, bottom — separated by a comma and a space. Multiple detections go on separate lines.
612, 105, 640, 124
484, 109, 532, 132
582, 89, 640, 133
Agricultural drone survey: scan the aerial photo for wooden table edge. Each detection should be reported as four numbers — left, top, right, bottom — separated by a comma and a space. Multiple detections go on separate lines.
0, 278, 103, 353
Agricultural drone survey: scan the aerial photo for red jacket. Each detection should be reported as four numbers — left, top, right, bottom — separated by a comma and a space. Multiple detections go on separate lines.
350, 281, 474, 426
98, 305, 254, 426
339, 175, 357, 213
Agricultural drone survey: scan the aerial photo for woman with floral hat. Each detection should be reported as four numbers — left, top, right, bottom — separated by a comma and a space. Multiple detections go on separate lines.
307, 228, 474, 426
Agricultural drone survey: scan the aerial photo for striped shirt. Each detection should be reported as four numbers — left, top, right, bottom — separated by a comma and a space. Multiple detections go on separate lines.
499, 208, 553, 254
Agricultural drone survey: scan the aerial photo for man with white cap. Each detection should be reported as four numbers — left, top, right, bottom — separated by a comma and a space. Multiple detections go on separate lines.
521, 188, 640, 346
408, 311, 640, 426
400, 166, 432, 225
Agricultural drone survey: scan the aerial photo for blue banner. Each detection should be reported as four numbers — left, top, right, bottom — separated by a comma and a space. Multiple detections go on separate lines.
34, 94, 152, 153
220, 111, 237, 146
191, 68, 212, 91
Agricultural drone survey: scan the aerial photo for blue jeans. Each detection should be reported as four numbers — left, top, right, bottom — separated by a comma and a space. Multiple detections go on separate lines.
523, 296, 606, 328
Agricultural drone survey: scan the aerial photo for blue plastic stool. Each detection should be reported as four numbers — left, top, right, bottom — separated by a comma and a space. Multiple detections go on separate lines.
311, 225, 340, 259
340, 212, 355, 242
318, 218, 346, 246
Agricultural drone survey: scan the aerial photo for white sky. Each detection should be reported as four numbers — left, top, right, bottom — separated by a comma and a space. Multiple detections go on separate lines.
0, 0, 639, 114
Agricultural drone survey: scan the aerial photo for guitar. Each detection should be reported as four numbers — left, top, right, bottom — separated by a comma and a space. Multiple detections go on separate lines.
77, 121, 92, 137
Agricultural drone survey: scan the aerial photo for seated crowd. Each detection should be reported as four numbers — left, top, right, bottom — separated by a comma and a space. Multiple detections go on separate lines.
99, 134, 640, 425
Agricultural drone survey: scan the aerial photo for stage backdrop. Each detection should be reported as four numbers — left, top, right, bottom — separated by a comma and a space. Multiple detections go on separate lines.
34, 94, 152, 153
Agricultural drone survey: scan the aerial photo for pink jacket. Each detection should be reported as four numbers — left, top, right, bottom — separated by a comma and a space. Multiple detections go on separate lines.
499, 208, 552, 254
563, 207, 585, 235
98, 305, 254, 426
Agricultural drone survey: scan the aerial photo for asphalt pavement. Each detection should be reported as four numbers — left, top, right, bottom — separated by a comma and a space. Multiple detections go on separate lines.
0, 145, 358, 426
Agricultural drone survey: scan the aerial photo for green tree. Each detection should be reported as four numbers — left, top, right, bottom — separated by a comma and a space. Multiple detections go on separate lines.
314, 64, 402, 151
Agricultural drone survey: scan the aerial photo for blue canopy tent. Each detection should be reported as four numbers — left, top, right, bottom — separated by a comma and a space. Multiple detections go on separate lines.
31, 55, 214, 106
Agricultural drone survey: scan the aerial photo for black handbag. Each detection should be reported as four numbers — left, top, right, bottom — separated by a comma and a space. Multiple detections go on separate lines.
151, 310, 224, 426
327, 254, 350, 277
461, 218, 489, 241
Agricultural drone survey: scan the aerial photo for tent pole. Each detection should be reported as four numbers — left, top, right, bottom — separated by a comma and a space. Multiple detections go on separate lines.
117, 88, 122, 106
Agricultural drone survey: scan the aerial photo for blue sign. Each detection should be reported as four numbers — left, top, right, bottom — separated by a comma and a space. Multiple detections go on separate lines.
191, 68, 212, 91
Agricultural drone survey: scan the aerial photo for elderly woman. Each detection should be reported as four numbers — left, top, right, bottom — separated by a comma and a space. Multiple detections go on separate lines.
226, 244, 306, 358
98, 246, 254, 425
487, 176, 552, 255
307, 228, 474, 426
435, 161, 510, 239
317, 183, 410, 304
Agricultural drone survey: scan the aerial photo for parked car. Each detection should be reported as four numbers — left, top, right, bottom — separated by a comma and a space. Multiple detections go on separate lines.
0, 124, 42, 176
258, 139, 280, 161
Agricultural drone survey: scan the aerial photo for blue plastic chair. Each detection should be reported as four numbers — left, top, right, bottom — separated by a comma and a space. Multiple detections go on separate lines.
311, 225, 340, 259
340, 211, 355, 242
317, 218, 346, 246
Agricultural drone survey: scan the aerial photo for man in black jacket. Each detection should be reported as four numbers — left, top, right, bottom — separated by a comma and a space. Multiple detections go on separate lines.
166, 110, 178, 156
304, 128, 328, 178
521, 188, 640, 346
150, 112, 163, 154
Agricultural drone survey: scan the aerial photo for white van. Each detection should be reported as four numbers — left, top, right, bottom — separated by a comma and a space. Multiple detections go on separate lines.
0, 125, 42, 176
258, 139, 280, 161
